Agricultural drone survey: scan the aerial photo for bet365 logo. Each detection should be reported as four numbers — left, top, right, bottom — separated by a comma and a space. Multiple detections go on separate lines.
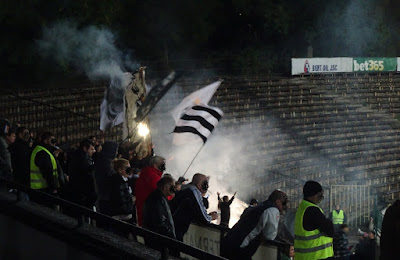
354, 60, 384, 71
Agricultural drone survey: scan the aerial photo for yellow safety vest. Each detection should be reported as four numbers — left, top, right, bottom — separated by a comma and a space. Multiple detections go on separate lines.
332, 210, 344, 225
294, 200, 333, 260
30, 145, 58, 189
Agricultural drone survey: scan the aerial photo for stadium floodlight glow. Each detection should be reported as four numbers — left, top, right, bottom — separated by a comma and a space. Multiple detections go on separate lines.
138, 123, 150, 137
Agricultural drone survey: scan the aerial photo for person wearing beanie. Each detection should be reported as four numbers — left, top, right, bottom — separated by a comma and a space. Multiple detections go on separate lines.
294, 181, 334, 260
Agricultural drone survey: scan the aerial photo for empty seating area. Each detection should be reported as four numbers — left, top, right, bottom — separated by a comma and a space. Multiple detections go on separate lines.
0, 83, 121, 144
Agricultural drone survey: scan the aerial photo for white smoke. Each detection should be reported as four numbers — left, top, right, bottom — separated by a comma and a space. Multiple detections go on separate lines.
147, 79, 357, 227
37, 20, 137, 87
148, 82, 275, 227
316, 0, 384, 56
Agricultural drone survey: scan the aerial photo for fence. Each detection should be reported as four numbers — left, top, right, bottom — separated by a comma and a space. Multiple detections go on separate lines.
0, 178, 287, 260
330, 184, 372, 227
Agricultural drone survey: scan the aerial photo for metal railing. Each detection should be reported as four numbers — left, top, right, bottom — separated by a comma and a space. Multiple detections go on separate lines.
0, 177, 226, 260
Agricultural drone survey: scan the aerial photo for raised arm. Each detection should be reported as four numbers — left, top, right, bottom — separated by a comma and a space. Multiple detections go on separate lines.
228, 191, 237, 205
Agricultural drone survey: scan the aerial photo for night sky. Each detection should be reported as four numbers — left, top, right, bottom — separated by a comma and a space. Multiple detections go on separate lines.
1, 0, 399, 86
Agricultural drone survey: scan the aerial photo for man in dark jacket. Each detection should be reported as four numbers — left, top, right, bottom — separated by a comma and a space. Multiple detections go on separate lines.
354, 231, 376, 260
241, 198, 259, 218
380, 199, 400, 260
93, 141, 118, 218
221, 190, 288, 260
217, 191, 237, 227
143, 175, 176, 249
171, 173, 218, 241
8, 127, 31, 200
9, 127, 31, 185
66, 139, 97, 211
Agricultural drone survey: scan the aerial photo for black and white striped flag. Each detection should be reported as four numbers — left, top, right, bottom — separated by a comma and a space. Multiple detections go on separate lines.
172, 104, 223, 145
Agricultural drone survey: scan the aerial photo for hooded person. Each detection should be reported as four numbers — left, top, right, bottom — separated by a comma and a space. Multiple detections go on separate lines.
135, 155, 166, 226
93, 141, 119, 217
294, 181, 334, 260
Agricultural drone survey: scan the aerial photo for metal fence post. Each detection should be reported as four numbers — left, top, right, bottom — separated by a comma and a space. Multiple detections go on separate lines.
65, 111, 68, 143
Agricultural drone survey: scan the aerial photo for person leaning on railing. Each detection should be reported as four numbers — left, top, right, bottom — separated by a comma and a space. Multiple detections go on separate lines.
170, 173, 218, 242
143, 176, 177, 251
220, 190, 288, 260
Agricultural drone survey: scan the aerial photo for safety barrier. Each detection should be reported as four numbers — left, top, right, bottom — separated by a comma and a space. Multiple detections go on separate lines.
182, 222, 284, 260
0, 178, 225, 260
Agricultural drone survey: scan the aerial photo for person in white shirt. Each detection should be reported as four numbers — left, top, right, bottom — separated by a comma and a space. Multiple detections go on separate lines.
221, 190, 288, 260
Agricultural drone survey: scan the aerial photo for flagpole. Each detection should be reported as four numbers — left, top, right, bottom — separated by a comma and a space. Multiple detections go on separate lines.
182, 143, 206, 177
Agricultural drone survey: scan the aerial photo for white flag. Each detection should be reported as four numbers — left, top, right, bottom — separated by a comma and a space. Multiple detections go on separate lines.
172, 104, 223, 145
99, 81, 125, 131
170, 80, 222, 123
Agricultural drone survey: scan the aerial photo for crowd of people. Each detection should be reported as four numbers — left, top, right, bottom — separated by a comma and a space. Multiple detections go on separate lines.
0, 119, 223, 253
1, 117, 400, 260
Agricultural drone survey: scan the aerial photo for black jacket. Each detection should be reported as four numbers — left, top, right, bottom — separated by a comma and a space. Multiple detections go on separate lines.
8, 138, 31, 186
93, 141, 118, 203
355, 238, 376, 260
109, 174, 134, 216
303, 199, 334, 237
221, 200, 277, 259
380, 199, 400, 260
66, 149, 96, 207
170, 185, 211, 241
218, 194, 235, 226
143, 189, 176, 239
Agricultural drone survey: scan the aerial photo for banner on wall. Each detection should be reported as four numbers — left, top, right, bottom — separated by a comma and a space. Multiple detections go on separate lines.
292, 58, 353, 75
353, 57, 397, 72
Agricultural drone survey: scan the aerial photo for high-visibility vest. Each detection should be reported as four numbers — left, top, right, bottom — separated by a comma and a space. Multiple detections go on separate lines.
294, 200, 334, 260
332, 210, 344, 224
30, 145, 58, 189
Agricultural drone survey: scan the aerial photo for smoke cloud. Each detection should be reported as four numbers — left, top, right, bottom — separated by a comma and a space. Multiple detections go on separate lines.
148, 81, 281, 226
37, 20, 137, 87
316, 0, 385, 56
147, 77, 383, 227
